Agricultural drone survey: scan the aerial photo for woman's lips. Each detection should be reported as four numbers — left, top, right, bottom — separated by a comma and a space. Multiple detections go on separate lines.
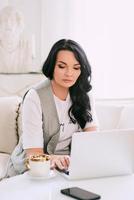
63, 79, 73, 83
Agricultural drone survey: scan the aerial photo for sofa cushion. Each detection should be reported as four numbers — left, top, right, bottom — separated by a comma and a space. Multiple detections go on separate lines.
117, 105, 134, 129
0, 153, 10, 180
0, 96, 22, 154
96, 104, 123, 130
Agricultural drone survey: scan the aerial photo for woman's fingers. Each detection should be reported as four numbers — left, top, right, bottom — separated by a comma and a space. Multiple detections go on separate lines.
60, 156, 69, 169
56, 159, 65, 169
50, 160, 56, 169
50, 155, 70, 170
64, 156, 70, 167
58, 156, 70, 169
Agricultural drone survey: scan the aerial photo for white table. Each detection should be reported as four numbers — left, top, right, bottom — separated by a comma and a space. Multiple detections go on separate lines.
0, 172, 134, 200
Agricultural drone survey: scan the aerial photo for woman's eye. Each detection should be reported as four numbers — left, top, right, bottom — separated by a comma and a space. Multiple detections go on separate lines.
58, 64, 65, 68
74, 67, 81, 70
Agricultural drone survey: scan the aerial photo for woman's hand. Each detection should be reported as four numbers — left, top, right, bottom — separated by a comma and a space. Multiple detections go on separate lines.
50, 155, 70, 170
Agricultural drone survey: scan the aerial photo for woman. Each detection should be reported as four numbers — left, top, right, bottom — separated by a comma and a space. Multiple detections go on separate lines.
6, 39, 99, 177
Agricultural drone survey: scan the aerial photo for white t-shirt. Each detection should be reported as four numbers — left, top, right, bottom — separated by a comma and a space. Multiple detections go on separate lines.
22, 89, 99, 152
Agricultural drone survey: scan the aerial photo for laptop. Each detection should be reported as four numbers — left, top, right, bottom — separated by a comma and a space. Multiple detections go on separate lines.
58, 129, 134, 180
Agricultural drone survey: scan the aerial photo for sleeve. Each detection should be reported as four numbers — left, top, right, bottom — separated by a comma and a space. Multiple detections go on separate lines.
22, 89, 44, 149
84, 90, 99, 129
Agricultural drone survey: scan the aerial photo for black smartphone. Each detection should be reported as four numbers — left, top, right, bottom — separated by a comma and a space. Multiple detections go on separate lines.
61, 187, 101, 200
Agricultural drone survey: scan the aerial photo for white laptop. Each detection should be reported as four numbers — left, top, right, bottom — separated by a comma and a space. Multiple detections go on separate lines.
58, 129, 134, 180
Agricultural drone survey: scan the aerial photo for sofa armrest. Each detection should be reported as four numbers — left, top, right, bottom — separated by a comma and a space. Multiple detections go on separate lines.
0, 153, 10, 180
0, 96, 22, 154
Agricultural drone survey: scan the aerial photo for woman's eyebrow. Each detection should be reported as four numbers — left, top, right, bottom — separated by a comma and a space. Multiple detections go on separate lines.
57, 61, 67, 65
57, 61, 80, 66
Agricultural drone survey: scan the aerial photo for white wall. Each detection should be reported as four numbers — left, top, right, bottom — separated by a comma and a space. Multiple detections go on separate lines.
0, 0, 134, 99
41, 0, 134, 99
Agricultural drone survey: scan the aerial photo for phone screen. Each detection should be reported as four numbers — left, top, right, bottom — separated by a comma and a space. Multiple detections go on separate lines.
61, 187, 101, 200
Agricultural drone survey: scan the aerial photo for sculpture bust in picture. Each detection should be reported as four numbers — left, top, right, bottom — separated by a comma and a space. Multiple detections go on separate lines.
0, 6, 35, 73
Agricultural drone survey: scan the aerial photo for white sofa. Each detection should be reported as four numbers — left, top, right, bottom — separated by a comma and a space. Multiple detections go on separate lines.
0, 96, 134, 180
0, 96, 22, 180
0, 74, 44, 97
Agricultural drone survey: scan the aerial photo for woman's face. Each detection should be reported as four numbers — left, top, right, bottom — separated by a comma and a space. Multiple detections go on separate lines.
53, 50, 81, 89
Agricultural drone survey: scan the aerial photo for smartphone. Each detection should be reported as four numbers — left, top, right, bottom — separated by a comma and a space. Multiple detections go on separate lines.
61, 187, 101, 200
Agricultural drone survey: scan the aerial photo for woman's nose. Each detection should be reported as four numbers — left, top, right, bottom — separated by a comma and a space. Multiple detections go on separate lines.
65, 68, 73, 76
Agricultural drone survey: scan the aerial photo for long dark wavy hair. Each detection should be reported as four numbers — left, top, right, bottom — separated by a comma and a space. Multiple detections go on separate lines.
42, 39, 93, 129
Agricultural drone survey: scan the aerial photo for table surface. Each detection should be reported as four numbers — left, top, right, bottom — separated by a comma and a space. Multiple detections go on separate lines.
0, 172, 134, 200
